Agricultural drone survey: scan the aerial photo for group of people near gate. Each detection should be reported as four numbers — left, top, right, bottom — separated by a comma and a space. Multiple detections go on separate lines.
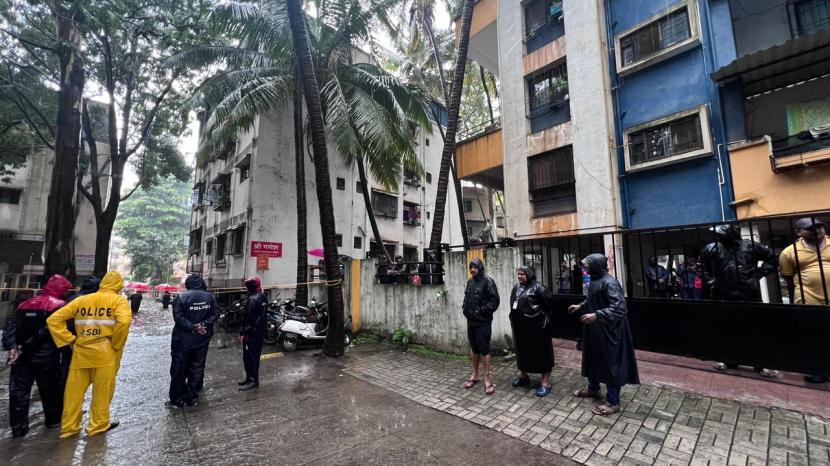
2, 269, 270, 439
463, 254, 639, 416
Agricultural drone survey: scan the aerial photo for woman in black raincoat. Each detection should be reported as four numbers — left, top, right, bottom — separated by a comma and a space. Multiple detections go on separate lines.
568, 253, 639, 415
509, 265, 555, 397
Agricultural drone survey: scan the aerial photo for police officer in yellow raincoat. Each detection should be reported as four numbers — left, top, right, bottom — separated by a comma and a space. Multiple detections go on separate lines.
47, 271, 132, 438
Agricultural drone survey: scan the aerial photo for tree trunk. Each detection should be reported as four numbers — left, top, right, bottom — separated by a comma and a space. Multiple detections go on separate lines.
287, 0, 345, 357
356, 157, 391, 263
426, 24, 469, 251
429, 0, 475, 251
93, 220, 113, 278
45, 3, 84, 281
479, 64, 494, 125
293, 60, 308, 307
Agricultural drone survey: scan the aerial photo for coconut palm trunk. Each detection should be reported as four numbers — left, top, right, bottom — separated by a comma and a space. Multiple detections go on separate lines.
429, 0, 475, 251
293, 60, 308, 307
286, 0, 345, 356
356, 157, 392, 263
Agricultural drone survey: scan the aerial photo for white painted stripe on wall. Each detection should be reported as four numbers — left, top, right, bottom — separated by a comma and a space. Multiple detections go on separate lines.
75, 320, 116, 326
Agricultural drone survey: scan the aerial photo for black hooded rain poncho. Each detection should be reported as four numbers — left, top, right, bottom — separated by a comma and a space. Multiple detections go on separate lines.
579, 254, 639, 386
509, 265, 555, 374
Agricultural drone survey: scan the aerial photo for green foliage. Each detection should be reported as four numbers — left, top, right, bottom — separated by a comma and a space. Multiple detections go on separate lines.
114, 178, 192, 284
170, 0, 430, 191
392, 326, 414, 347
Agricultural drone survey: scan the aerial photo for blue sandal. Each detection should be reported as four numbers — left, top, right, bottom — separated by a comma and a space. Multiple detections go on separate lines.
512, 376, 530, 387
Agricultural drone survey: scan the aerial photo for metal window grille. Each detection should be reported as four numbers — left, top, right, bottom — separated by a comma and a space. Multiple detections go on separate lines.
528, 146, 576, 216
336, 177, 346, 190
797, 0, 830, 35
353, 236, 362, 249
629, 114, 703, 165
371, 191, 398, 218
620, 7, 691, 67
403, 202, 421, 226
335, 234, 343, 247
525, 0, 563, 37
528, 61, 569, 113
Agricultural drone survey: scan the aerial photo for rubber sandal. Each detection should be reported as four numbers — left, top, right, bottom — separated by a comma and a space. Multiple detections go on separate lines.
484, 383, 496, 395
592, 404, 620, 416
573, 388, 602, 399
464, 379, 480, 389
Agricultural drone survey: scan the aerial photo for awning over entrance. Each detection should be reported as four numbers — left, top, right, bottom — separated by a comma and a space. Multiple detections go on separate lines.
711, 29, 830, 96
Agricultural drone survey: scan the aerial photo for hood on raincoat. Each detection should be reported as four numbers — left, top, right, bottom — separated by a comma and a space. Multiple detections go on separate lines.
469, 257, 485, 276
711, 224, 741, 244
517, 265, 537, 283
18, 274, 73, 312
185, 273, 208, 291
99, 271, 125, 293
244, 276, 263, 294
582, 254, 609, 278
79, 276, 101, 295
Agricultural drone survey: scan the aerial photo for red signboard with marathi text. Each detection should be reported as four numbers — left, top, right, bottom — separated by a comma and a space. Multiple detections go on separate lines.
250, 241, 282, 258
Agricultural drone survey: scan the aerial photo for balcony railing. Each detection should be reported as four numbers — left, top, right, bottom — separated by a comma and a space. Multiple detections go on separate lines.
458, 116, 502, 144
770, 129, 830, 172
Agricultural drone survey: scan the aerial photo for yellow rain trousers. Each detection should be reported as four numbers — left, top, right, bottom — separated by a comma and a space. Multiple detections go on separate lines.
47, 271, 132, 438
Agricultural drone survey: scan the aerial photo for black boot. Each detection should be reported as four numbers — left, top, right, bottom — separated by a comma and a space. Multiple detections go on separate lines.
12, 427, 29, 439
239, 381, 259, 391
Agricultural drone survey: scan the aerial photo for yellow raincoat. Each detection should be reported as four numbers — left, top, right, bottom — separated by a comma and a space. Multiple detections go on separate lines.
47, 271, 132, 437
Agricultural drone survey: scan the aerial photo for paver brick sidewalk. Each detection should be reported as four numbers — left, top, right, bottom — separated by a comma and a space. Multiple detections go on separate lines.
344, 345, 830, 466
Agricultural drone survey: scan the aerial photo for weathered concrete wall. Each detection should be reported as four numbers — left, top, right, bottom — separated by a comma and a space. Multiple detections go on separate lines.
359, 247, 521, 354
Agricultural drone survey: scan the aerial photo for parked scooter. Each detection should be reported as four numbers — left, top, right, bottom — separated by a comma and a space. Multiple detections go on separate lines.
264, 297, 293, 345
278, 296, 352, 351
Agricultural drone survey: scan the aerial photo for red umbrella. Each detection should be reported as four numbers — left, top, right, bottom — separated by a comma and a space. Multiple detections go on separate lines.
307, 248, 325, 258
130, 282, 152, 292
155, 283, 178, 292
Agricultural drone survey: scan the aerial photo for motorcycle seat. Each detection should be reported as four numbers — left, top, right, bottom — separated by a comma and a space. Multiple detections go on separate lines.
285, 312, 317, 323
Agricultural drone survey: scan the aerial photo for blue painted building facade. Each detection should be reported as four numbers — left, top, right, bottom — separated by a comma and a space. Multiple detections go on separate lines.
605, 0, 739, 229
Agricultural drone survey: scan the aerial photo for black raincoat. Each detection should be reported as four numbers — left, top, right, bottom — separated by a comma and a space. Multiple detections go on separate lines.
579, 254, 639, 386
698, 225, 775, 301
509, 266, 555, 373
462, 257, 500, 324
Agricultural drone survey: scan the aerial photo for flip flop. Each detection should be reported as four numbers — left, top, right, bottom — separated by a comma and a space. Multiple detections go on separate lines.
573, 388, 603, 399
484, 383, 496, 395
464, 379, 480, 389
592, 404, 620, 416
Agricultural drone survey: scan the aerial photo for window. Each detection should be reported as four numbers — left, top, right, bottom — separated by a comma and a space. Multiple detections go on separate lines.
0, 188, 21, 205
796, 0, 830, 35
524, 0, 563, 37
356, 181, 363, 193
371, 190, 398, 218
353, 236, 363, 249
426, 211, 431, 220
189, 228, 202, 255
425, 138, 430, 147
403, 202, 421, 226
191, 183, 205, 209
229, 225, 246, 255
336, 234, 343, 247
617, 3, 696, 74
205, 238, 213, 256
528, 146, 576, 217
336, 177, 346, 190
527, 61, 568, 115
404, 169, 421, 186
215, 234, 227, 261
426, 172, 432, 184
463, 200, 473, 213
624, 106, 711, 171
239, 165, 250, 182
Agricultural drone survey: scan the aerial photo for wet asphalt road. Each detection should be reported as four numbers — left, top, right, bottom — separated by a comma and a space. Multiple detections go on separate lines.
0, 299, 574, 465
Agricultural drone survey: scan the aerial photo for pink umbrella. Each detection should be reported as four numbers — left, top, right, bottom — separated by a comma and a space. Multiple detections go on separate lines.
130, 283, 152, 292
155, 283, 178, 292
307, 248, 325, 258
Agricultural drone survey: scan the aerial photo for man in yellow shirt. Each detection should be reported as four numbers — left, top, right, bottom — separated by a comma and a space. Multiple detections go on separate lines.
779, 217, 829, 384
47, 271, 132, 438
779, 218, 829, 306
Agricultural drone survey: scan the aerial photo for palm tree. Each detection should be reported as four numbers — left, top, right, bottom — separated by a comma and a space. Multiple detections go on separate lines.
170, 0, 430, 355
293, 59, 308, 307
403, 2, 470, 250
428, 0, 476, 250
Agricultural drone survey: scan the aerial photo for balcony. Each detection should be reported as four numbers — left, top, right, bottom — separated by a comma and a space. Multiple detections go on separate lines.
456, 118, 503, 189
728, 138, 830, 219
771, 130, 830, 171
454, 0, 499, 76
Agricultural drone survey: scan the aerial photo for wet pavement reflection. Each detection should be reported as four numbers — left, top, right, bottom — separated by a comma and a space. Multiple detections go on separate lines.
1, 299, 572, 465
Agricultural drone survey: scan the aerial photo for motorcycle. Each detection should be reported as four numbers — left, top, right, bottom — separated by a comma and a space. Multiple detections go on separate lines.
217, 297, 247, 331
278, 296, 352, 351
263, 297, 293, 345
